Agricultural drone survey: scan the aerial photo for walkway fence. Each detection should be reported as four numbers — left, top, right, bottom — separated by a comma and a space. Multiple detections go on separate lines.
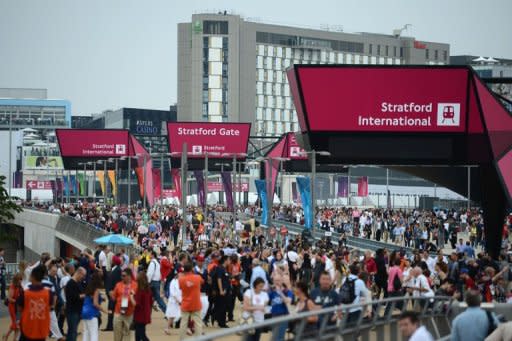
188, 296, 454, 341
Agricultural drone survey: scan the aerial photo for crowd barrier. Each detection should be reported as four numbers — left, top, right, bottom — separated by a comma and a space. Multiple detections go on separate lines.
187, 296, 455, 341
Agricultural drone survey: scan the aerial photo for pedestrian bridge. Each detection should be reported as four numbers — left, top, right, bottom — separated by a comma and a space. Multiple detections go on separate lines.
11, 208, 107, 261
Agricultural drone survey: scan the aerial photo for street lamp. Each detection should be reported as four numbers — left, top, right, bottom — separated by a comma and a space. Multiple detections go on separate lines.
299, 150, 330, 230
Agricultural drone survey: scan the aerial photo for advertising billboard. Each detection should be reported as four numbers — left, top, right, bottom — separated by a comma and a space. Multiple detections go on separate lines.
24, 156, 64, 169
56, 129, 131, 157
291, 66, 469, 133
167, 122, 251, 158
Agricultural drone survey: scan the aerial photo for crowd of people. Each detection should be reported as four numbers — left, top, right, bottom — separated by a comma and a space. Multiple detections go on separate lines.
2, 201, 512, 341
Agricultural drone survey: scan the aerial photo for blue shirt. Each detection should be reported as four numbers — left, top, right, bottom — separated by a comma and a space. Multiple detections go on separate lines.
268, 289, 294, 316
250, 266, 268, 288
451, 307, 497, 341
81, 295, 103, 320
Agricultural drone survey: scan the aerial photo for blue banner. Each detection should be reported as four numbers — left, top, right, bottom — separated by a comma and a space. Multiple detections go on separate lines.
70, 175, 77, 195
63, 175, 69, 197
255, 179, 268, 226
296, 177, 312, 229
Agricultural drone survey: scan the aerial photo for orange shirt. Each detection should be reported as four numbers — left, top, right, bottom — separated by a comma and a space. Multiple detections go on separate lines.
112, 281, 138, 316
178, 273, 203, 312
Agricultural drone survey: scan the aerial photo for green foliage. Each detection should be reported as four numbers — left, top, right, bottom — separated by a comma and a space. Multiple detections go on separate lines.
0, 174, 23, 224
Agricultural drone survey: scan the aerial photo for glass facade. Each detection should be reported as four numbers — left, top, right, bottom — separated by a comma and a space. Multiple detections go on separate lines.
203, 36, 229, 122
254, 40, 403, 136
0, 100, 70, 129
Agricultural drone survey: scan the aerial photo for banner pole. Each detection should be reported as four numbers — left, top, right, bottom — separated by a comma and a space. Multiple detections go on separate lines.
143, 154, 147, 211
128, 156, 131, 212
311, 151, 316, 231
93, 161, 96, 204
104, 159, 108, 204
180, 143, 187, 248
204, 153, 208, 217
160, 153, 164, 206
115, 158, 118, 206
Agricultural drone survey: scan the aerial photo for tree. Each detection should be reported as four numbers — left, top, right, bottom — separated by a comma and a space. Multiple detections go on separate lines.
0, 175, 23, 241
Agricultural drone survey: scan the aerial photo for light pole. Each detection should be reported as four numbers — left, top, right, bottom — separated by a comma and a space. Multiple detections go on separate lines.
223, 153, 247, 225
273, 157, 290, 205
300, 150, 330, 230
180, 143, 188, 247
215, 162, 230, 205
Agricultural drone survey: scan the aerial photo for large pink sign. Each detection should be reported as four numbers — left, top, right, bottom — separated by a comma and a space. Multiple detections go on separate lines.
56, 129, 131, 157
26, 180, 52, 190
167, 122, 251, 158
289, 67, 469, 133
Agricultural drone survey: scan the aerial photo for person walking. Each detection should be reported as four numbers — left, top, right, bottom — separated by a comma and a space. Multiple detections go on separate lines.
213, 255, 232, 328
178, 261, 204, 340
164, 273, 182, 334
81, 272, 107, 341
103, 255, 123, 331
242, 277, 269, 341
133, 271, 153, 341
451, 290, 499, 341
269, 276, 294, 341
18, 265, 52, 341
398, 311, 434, 341
0, 248, 6, 300
110, 268, 138, 341
42, 264, 65, 341
65, 267, 87, 341
384, 258, 404, 316
2, 273, 22, 341
146, 251, 166, 313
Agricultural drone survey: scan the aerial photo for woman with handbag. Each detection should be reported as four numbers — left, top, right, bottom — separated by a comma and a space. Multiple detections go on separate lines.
241, 277, 269, 341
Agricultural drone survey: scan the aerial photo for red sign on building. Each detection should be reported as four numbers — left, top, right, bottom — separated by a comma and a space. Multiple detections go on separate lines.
167, 122, 251, 159
26, 180, 53, 190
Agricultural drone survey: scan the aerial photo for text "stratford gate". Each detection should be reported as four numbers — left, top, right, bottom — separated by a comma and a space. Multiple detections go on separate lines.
177, 127, 241, 136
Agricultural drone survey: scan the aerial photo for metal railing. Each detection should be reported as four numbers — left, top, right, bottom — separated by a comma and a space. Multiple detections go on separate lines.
188, 296, 454, 341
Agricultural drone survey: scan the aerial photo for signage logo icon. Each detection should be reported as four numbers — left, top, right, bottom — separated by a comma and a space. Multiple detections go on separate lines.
437, 103, 460, 126
115, 144, 126, 155
290, 147, 301, 157
192, 145, 203, 154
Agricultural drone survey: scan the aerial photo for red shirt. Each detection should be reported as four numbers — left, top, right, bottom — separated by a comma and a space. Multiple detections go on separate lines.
133, 288, 153, 324
365, 258, 377, 274
160, 257, 172, 279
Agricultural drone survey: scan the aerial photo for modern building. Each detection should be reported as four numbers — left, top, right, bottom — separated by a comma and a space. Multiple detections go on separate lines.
451, 55, 512, 107
178, 13, 450, 135
0, 88, 71, 193
74, 106, 178, 153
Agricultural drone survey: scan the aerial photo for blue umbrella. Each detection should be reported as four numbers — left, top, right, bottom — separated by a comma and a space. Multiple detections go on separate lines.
94, 234, 134, 245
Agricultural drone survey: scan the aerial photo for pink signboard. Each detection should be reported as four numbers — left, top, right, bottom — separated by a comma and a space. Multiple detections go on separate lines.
26, 180, 52, 190
56, 129, 131, 157
207, 182, 249, 192
287, 133, 307, 160
290, 67, 469, 133
167, 122, 251, 159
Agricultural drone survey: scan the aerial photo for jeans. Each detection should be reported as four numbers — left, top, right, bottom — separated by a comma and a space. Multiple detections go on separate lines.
66, 312, 81, 341
346, 310, 362, 327
384, 291, 404, 317
134, 322, 149, 341
150, 280, 167, 312
272, 320, 288, 341
214, 293, 229, 327
0, 273, 6, 300
247, 328, 262, 341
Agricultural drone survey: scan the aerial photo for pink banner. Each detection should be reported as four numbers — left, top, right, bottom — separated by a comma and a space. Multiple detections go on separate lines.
152, 168, 162, 200
130, 135, 154, 206
171, 168, 182, 199
357, 176, 369, 197
56, 129, 132, 157
167, 122, 251, 158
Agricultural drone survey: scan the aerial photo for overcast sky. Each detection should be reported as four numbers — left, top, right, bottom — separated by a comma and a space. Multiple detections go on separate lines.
1, 0, 511, 115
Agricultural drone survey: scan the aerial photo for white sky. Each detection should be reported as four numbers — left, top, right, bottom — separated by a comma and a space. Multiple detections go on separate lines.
1, 0, 511, 115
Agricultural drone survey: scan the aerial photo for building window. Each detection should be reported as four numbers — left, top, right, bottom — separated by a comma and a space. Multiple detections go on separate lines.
425, 49, 429, 59
434, 50, 438, 60
369, 44, 373, 55
203, 21, 228, 35
385, 45, 389, 56
377, 45, 381, 56
400, 47, 404, 58
443, 50, 447, 61
393, 46, 397, 57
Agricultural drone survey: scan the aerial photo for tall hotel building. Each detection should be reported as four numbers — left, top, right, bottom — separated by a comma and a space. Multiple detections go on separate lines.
177, 13, 450, 136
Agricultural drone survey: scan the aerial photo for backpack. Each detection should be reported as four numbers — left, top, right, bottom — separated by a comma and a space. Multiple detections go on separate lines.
340, 278, 356, 304
393, 272, 402, 292
486, 311, 497, 336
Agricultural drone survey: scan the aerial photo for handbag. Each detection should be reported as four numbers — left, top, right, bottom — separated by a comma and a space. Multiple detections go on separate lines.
237, 289, 255, 335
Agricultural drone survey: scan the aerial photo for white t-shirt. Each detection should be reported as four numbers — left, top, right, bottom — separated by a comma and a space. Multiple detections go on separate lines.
410, 326, 434, 341
243, 289, 269, 323
413, 274, 434, 297
99, 251, 107, 268
60, 275, 71, 303
285, 251, 298, 263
